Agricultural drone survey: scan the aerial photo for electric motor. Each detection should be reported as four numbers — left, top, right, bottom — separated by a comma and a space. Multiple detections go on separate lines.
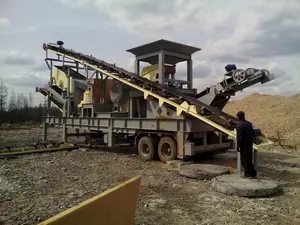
225, 64, 237, 72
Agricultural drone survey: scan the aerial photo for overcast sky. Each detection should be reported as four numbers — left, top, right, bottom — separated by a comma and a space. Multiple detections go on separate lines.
0, 0, 300, 105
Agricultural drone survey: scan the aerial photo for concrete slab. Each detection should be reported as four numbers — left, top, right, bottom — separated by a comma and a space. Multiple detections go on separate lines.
178, 164, 231, 180
211, 174, 279, 197
166, 160, 193, 172
212, 152, 237, 160
167, 160, 193, 166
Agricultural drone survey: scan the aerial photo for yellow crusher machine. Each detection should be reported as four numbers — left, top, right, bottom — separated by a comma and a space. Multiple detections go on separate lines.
37, 39, 275, 162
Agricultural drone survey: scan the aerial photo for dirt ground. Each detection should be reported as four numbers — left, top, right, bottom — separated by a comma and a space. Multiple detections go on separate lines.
1, 127, 300, 225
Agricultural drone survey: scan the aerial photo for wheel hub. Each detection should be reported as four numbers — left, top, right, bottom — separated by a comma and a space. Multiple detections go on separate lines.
161, 143, 172, 157
141, 144, 150, 156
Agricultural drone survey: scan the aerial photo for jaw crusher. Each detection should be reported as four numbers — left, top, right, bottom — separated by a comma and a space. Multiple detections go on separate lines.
37, 39, 275, 162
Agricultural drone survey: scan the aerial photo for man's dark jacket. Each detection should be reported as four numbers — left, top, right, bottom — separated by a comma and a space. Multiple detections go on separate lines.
236, 120, 254, 148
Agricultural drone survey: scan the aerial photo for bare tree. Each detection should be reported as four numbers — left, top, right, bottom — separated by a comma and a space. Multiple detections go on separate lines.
8, 89, 16, 111
22, 94, 28, 109
28, 92, 33, 108
16, 93, 28, 109
0, 81, 8, 111
27, 92, 33, 121
16, 94, 23, 109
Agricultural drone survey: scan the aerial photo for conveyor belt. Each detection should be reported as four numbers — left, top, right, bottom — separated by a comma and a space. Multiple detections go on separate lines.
43, 43, 273, 150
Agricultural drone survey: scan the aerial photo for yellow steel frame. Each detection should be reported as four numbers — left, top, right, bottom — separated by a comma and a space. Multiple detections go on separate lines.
49, 50, 273, 150
140, 64, 159, 80
39, 175, 142, 225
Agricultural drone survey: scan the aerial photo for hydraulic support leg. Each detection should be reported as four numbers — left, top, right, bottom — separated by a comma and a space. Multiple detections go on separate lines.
43, 122, 48, 141
107, 127, 115, 147
62, 103, 68, 143
63, 125, 68, 142
234, 139, 243, 173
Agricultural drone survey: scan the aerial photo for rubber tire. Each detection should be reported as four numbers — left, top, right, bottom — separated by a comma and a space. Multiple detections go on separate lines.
158, 136, 177, 163
138, 136, 156, 161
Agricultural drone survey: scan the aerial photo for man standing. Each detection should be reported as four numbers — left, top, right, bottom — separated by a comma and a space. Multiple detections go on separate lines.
228, 111, 257, 178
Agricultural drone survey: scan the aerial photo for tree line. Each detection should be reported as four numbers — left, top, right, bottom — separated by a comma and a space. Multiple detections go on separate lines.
0, 81, 60, 124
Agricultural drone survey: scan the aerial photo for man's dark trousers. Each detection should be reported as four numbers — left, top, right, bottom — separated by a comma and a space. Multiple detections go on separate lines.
240, 143, 257, 177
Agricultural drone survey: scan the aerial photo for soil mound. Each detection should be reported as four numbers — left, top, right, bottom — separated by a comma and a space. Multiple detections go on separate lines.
223, 93, 300, 148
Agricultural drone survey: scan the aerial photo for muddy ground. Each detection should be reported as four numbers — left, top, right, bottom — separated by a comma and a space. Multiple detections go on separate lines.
1, 126, 300, 225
